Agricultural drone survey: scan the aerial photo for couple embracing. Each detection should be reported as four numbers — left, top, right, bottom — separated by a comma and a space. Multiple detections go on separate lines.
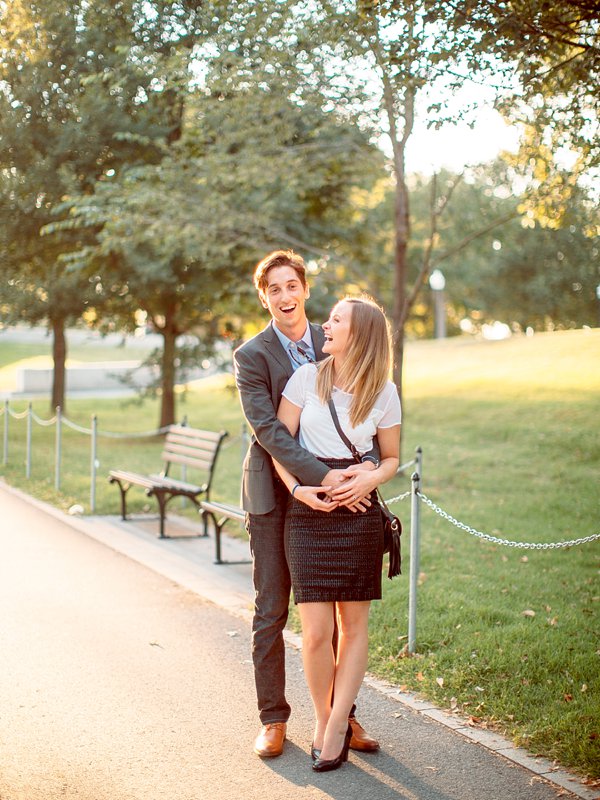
234, 250, 401, 772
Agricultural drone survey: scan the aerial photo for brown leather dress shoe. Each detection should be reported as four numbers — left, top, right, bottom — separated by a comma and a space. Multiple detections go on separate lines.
348, 716, 380, 752
254, 722, 287, 757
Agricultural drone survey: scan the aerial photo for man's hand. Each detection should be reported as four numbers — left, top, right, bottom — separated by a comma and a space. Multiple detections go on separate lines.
321, 468, 351, 489
294, 485, 339, 512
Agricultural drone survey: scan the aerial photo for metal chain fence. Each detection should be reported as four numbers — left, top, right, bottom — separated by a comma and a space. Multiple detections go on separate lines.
3, 400, 599, 654
416, 491, 600, 550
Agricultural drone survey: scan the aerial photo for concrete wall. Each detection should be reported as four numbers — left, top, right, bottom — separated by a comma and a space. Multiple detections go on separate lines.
16, 362, 158, 393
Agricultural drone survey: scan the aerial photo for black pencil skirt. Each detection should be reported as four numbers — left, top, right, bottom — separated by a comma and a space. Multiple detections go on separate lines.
284, 458, 385, 604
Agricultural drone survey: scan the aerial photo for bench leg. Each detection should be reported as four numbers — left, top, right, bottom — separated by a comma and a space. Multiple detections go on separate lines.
204, 512, 224, 564
214, 520, 223, 565
110, 478, 130, 521
200, 508, 209, 538
154, 492, 168, 539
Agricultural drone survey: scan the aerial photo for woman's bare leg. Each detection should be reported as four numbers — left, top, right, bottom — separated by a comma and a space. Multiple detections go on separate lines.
298, 601, 336, 749
320, 601, 371, 760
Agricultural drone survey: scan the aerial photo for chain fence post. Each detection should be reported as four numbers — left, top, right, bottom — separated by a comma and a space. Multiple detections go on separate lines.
26, 403, 32, 479
90, 414, 98, 513
408, 460, 422, 656
3, 400, 8, 465
55, 406, 62, 492
415, 445, 422, 485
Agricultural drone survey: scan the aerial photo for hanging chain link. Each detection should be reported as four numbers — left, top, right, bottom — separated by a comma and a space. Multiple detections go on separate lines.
383, 491, 411, 504
418, 491, 600, 549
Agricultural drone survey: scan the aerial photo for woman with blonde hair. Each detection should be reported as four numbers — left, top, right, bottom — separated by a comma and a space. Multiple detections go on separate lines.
273, 295, 401, 772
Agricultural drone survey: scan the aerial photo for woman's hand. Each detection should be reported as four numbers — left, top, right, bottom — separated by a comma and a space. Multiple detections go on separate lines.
329, 463, 379, 511
294, 485, 339, 512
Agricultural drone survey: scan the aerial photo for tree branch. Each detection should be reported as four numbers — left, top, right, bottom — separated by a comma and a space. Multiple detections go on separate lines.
400, 173, 464, 326
431, 209, 519, 267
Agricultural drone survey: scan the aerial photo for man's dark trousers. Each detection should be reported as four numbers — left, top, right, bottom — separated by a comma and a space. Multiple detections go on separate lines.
247, 481, 291, 724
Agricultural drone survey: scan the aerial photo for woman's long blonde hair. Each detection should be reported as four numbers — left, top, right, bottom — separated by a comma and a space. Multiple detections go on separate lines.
316, 296, 393, 427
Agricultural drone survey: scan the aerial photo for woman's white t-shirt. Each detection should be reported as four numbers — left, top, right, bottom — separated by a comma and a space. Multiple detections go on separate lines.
282, 363, 401, 459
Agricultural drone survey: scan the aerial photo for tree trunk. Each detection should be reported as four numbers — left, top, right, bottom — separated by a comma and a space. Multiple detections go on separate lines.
392, 177, 410, 407
372, 16, 415, 461
51, 317, 67, 414
159, 319, 177, 429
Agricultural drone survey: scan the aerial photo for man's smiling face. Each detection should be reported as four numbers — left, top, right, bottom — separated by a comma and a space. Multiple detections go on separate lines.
259, 265, 310, 337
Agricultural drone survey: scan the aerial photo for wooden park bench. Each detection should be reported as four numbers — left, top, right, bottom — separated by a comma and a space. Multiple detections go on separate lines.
108, 424, 228, 539
200, 499, 250, 565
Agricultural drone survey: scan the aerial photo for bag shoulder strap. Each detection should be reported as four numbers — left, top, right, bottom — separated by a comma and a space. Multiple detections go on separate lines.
327, 398, 361, 462
327, 398, 395, 516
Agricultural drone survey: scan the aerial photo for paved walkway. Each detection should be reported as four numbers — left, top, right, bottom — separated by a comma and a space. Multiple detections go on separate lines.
1, 481, 597, 800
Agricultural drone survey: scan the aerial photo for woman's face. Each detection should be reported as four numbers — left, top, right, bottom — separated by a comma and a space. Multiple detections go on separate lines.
322, 301, 353, 358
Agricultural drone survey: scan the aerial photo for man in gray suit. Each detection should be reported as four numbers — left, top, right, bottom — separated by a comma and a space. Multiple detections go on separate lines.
234, 250, 380, 758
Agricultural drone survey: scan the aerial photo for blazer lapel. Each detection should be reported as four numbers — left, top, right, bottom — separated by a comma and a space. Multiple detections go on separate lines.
261, 322, 294, 378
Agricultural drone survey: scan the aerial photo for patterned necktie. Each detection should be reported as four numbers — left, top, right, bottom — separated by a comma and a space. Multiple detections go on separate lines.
289, 342, 315, 367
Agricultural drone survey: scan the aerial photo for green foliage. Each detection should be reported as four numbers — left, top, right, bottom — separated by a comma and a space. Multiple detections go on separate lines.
438, 0, 600, 224
0, 0, 190, 407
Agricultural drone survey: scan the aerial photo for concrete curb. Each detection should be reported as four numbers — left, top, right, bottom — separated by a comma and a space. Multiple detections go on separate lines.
2, 479, 597, 800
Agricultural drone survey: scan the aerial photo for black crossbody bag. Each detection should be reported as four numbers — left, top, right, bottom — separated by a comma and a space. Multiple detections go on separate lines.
327, 399, 401, 579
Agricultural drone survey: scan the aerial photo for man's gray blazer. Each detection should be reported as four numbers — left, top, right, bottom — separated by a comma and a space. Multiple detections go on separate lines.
234, 321, 329, 515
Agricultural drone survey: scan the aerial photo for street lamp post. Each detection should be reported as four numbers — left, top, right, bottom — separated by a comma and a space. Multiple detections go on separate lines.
596, 284, 600, 328
429, 269, 447, 339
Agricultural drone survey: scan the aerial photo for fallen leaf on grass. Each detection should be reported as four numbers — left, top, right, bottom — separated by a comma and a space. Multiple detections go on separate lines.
436, 677, 444, 687
416, 671, 425, 682
563, 693, 573, 702
521, 609, 536, 617
582, 776, 600, 788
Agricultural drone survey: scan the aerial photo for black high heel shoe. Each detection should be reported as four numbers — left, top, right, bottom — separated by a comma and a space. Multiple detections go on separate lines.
310, 743, 321, 762
312, 724, 352, 772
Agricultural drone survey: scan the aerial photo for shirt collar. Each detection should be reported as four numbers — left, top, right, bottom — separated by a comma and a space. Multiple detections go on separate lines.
271, 320, 312, 352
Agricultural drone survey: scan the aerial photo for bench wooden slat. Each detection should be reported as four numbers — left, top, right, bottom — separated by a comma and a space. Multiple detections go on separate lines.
161, 452, 214, 471
201, 500, 245, 522
168, 425, 223, 443
166, 432, 220, 452
147, 474, 204, 492
109, 470, 156, 488
163, 441, 216, 462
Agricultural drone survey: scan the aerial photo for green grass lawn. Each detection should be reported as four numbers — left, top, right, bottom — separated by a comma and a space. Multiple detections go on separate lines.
1, 329, 599, 781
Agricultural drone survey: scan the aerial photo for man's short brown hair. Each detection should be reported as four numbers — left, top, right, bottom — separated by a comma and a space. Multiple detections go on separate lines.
253, 250, 307, 293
